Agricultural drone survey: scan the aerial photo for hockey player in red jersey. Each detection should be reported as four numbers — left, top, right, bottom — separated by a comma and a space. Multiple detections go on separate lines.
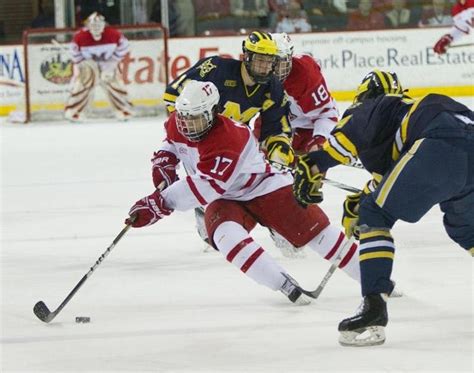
125, 80, 363, 305
272, 32, 339, 154
64, 12, 132, 122
259, 33, 339, 257
433, 0, 474, 54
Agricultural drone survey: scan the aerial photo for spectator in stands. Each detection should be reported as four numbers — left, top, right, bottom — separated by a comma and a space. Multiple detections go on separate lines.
231, 0, 270, 28
76, 0, 120, 25
302, 0, 352, 31
150, 0, 195, 36
31, 2, 55, 28
384, 0, 419, 28
419, 0, 452, 27
346, 0, 385, 30
268, 0, 293, 29
275, 0, 312, 32
194, 0, 233, 35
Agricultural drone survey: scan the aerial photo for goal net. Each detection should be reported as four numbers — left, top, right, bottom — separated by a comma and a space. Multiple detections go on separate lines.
22, 24, 168, 122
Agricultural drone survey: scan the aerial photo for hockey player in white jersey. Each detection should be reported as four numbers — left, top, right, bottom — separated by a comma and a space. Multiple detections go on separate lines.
125, 80, 372, 304
64, 12, 132, 122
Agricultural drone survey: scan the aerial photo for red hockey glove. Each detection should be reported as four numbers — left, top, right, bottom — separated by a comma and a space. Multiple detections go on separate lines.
151, 150, 179, 189
305, 135, 327, 152
125, 190, 173, 228
433, 34, 453, 55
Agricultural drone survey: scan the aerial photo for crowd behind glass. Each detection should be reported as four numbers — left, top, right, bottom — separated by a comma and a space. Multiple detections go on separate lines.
0, 0, 458, 43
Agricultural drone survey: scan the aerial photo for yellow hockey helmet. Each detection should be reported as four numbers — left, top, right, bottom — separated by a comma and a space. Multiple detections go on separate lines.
354, 70, 403, 103
242, 31, 278, 84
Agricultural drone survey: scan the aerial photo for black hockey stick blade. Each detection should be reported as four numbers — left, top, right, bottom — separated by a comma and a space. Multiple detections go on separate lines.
33, 301, 56, 323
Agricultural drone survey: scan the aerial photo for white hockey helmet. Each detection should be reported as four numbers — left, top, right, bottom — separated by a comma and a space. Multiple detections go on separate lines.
271, 33, 294, 82
175, 80, 220, 142
86, 12, 106, 41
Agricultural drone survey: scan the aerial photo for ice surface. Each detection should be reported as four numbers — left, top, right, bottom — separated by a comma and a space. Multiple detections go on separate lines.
1, 100, 473, 372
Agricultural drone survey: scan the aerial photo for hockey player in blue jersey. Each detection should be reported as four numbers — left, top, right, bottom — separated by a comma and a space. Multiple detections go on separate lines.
163, 30, 293, 167
292, 70, 474, 347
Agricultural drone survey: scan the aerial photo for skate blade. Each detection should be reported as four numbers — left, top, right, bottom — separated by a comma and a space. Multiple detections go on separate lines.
339, 326, 386, 347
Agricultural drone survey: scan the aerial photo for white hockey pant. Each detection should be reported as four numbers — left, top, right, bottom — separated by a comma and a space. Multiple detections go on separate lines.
101, 75, 133, 115
307, 224, 360, 282
213, 221, 289, 291
65, 61, 96, 117
65, 61, 132, 117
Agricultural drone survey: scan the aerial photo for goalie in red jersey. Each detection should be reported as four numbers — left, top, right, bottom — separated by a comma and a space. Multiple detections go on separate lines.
64, 12, 133, 122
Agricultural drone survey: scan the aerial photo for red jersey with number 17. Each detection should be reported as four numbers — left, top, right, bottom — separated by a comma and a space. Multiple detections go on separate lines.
159, 113, 292, 211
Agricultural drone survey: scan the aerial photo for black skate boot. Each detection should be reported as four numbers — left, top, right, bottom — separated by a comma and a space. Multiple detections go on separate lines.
338, 294, 388, 347
280, 273, 311, 305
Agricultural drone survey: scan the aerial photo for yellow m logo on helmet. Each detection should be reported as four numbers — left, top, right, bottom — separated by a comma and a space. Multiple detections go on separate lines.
243, 31, 278, 56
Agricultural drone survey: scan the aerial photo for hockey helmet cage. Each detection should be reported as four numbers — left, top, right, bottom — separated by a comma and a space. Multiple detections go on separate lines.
175, 80, 220, 142
86, 12, 106, 41
271, 32, 294, 81
242, 31, 278, 84
353, 70, 403, 103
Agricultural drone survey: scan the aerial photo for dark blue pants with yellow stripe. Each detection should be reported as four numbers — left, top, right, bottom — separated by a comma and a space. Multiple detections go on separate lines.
358, 112, 474, 296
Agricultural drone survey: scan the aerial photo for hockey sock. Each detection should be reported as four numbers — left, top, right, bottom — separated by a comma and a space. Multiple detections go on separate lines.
213, 221, 287, 291
359, 229, 395, 295
307, 224, 360, 281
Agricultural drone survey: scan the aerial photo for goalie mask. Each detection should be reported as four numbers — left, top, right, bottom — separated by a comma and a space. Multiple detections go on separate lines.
242, 31, 278, 84
271, 32, 294, 82
354, 70, 403, 103
175, 81, 220, 142
86, 12, 106, 41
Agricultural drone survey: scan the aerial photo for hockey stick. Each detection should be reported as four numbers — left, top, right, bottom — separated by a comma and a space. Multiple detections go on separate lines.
449, 42, 474, 49
298, 237, 356, 299
33, 220, 134, 323
323, 178, 361, 194
269, 161, 362, 193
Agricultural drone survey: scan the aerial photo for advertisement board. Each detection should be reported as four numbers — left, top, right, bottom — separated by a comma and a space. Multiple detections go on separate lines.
0, 45, 25, 116
1, 27, 473, 118
167, 27, 474, 100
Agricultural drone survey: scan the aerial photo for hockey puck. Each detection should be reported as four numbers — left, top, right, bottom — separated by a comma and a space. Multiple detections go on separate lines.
75, 317, 91, 323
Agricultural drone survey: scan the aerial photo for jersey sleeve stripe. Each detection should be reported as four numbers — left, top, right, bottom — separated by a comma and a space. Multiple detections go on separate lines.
334, 132, 358, 157
186, 176, 207, 205
163, 93, 178, 103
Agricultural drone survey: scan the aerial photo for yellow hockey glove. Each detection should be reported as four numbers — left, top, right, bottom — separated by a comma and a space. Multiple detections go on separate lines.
293, 154, 324, 206
342, 192, 362, 239
264, 135, 295, 167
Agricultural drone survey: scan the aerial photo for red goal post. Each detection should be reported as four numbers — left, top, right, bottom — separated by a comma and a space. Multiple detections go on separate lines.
22, 24, 168, 122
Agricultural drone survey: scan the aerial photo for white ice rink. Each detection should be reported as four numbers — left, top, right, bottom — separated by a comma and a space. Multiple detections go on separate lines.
1, 100, 473, 372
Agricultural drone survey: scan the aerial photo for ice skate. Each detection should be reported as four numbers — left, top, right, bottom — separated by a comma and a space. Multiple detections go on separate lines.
270, 228, 306, 259
64, 109, 82, 123
338, 293, 388, 347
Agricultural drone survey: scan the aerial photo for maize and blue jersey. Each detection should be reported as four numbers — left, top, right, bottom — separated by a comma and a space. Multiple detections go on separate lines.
163, 56, 291, 142
310, 93, 472, 178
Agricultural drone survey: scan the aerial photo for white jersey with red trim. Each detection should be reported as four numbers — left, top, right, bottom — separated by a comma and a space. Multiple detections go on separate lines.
160, 113, 293, 211
449, 0, 474, 42
71, 26, 129, 65
284, 54, 339, 138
